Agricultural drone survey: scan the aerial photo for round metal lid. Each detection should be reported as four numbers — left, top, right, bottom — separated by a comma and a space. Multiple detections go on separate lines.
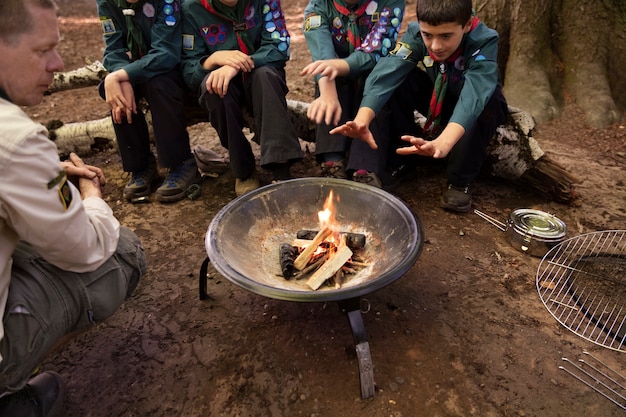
509, 209, 567, 240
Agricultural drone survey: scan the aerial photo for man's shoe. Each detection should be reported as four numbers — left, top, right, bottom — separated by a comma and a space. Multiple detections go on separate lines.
124, 158, 159, 201
441, 184, 472, 213
0, 371, 66, 417
235, 175, 260, 196
353, 169, 382, 188
320, 160, 347, 179
155, 157, 201, 203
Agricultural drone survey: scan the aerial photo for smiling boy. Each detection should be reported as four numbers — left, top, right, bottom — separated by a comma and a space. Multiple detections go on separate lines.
330, 0, 508, 212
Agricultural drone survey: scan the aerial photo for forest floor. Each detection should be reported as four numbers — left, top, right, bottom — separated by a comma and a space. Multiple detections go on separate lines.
25, 0, 626, 416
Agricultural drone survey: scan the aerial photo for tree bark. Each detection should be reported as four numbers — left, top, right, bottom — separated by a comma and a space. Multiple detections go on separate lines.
475, 0, 624, 128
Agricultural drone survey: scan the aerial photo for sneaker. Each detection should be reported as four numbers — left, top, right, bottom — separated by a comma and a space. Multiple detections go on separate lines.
0, 371, 66, 417
441, 184, 472, 213
123, 158, 159, 201
353, 169, 382, 188
155, 158, 201, 203
320, 160, 347, 179
235, 175, 260, 196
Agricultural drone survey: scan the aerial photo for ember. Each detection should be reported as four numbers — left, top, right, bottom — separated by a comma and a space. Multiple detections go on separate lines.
278, 190, 370, 290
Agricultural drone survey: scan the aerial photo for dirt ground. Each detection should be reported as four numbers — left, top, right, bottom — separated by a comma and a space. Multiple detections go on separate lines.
25, 0, 626, 416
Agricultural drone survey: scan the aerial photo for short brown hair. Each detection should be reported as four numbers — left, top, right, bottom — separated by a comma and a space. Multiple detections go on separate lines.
416, 0, 473, 27
0, 0, 58, 45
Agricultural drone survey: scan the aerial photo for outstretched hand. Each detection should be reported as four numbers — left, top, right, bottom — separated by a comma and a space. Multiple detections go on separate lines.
397, 135, 454, 159
329, 121, 378, 150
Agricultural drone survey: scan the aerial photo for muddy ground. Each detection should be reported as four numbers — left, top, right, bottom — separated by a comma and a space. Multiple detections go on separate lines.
25, 0, 626, 416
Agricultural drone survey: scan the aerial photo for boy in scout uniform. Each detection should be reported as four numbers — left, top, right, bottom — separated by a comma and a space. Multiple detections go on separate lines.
300, 0, 405, 188
97, 0, 200, 203
331, 0, 508, 211
180, 0, 303, 196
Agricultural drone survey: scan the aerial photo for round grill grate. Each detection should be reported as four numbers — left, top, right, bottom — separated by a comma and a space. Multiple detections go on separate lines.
536, 230, 626, 352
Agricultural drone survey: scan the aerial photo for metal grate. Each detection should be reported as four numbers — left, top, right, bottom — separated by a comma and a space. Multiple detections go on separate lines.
536, 230, 626, 352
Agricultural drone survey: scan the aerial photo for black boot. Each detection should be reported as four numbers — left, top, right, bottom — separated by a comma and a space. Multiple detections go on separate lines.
0, 371, 66, 417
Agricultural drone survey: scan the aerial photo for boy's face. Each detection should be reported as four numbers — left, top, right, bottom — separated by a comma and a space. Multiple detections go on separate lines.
418, 20, 472, 62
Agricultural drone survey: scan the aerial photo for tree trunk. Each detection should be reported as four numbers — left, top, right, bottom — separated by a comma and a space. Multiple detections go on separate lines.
475, 0, 624, 128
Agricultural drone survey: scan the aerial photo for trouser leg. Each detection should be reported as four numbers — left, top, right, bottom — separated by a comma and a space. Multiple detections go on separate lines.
0, 227, 146, 393
446, 86, 508, 186
244, 66, 302, 169
198, 75, 255, 179
139, 69, 192, 169
98, 82, 152, 173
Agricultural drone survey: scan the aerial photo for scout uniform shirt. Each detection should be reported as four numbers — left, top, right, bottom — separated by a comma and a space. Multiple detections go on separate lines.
180, 0, 291, 93
96, 0, 183, 84
302, 0, 404, 79
361, 18, 501, 133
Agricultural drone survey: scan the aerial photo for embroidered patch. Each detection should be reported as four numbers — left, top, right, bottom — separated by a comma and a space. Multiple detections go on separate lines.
182, 34, 194, 50
390, 41, 412, 59
100, 18, 116, 35
143, 2, 155, 18
304, 14, 321, 31
47, 170, 66, 189
58, 176, 72, 210
366, 1, 378, 15
423, 55, 434, 67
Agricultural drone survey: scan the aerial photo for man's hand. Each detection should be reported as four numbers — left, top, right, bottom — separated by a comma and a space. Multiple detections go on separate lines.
205, 65, 239, 98
61, 152, 105, 199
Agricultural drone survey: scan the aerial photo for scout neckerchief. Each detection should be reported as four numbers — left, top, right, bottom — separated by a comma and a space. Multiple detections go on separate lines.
115, 0, 148, 59
333, 0, 371, 53
201, 0, 254, 54
423, 16, 480, 136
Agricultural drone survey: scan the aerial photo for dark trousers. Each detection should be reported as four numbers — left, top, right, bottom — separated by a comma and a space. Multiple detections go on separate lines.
99, 68, 191, 172
390, 68, 508, 186
314, 79, 391, 176
198, 66, 303, 180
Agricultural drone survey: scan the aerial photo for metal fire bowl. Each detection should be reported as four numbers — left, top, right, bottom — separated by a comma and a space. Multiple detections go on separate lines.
205, 178, 423, 302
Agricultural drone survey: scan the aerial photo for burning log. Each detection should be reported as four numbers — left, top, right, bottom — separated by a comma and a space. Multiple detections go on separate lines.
296, 229, 366, 250
278, 243, 297, 279
293, 227, 332, 270
306, 237, 354, 290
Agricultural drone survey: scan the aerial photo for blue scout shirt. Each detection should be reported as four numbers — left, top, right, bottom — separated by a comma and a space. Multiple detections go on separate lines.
302, 0, 404, 80
361, 19, 501, 132
180, 0, 291, 93
96, 0, 183, 85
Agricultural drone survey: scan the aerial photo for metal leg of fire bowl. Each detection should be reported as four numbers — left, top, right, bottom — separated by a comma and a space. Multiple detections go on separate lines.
339, 298, 376, 399
198, 256, 213, 300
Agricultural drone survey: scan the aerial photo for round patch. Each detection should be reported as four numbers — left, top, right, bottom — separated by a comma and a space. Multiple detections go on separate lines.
165, 15, 176, 26
163, 5, 174, 15
143, 2, 155, 18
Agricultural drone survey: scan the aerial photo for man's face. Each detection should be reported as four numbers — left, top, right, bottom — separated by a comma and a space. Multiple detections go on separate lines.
0, 3, 64, 106
419, 20, 471, 62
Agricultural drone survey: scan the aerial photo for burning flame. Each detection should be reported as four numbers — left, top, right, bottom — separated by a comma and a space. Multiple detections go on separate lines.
318, 190, 337, 228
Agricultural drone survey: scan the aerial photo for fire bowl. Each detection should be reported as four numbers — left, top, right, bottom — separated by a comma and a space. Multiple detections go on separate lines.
205, 178, 423, 302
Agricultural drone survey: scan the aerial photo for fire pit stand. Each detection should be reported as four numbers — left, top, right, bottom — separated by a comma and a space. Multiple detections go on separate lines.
199, 178, 423, 398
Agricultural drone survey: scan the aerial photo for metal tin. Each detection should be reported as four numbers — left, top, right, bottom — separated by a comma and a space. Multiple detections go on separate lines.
506, 209, 567, 257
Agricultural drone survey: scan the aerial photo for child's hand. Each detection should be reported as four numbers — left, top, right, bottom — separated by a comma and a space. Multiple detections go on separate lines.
397, 135, 453, 159
329, 121, 378, 150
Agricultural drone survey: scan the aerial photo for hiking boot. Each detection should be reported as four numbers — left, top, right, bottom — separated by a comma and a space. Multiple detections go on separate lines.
320, 160, 347, 179
353, 169, 382, 188
123, 158, 159, 201
235, 175, 260, 196
441, 184, 472, 213
0, 371, 66, 417
155, 158, 201, 203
